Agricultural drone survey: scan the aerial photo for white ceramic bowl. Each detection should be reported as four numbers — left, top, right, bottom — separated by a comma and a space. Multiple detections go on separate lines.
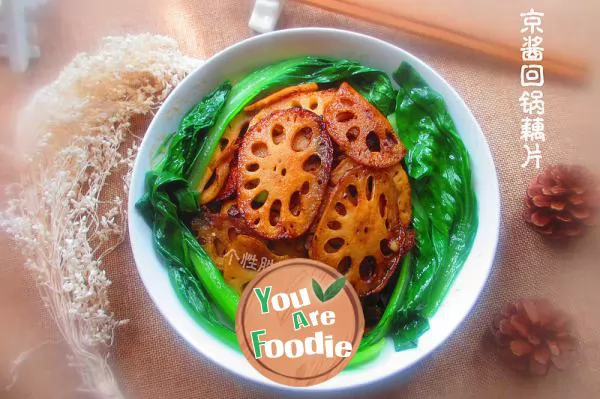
128, 28, 500, 392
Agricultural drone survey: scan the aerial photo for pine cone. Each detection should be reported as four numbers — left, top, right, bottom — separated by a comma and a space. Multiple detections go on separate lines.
523, 164, 599, 237
492, 299, 577, 376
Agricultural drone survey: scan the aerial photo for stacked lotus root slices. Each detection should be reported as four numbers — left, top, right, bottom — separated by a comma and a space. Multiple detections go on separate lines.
194, 82, 415, 296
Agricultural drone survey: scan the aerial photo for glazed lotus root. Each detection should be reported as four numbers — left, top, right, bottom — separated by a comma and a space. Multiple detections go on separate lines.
223, 234, 288, 293
330, 158, 412, 227
197, 112, 250, 204
194, 215, 287, 292
193, 216, 241, 271
266, 236, 309, 259
249, 89, 336, 127
389, 163, 412, 227
310, 166, 414, 296
323, 82, 405, 168
237, 108, 333, 239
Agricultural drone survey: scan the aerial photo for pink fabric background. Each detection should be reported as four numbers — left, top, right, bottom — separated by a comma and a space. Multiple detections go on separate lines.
1, 1, 599, 398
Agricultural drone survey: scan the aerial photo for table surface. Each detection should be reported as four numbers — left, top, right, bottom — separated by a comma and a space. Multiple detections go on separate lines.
1, 1, 599, 398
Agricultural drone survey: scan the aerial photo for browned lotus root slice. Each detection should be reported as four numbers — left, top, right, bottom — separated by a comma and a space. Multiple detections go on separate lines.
194, 215, 287, 290
193, 216, 240, 272
199, 152, 234, 205
216, 153, 239, 201
329, 157, 356, 188
249, 89, 336, 127
309, 166, 414, 296
244, 83, 318, 113
237, 108, 333, 239
266, 236, 309, 258
388, 163, 412, 226
331, 158, 412, 226
323, 82, 405, 168
223, 234, 288, 293
198, 112, 250, 204
218, 199, 240, 218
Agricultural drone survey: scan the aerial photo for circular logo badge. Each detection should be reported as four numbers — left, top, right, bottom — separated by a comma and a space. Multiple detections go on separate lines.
236, 258, 364, 387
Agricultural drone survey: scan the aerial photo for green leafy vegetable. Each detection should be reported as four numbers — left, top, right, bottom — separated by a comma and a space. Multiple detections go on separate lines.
168, 266, 239, 348
348, 338, 386, 368
390, 62, 478, 349
136, 83, 239, 333
348, 72, 396, 116
157, 82, 231, 178
391, 311, 430, 351
188, 57, 395, 188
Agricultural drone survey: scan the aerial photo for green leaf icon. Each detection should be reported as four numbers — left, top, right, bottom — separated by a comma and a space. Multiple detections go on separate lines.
323, 277, 347, 302
312, 279, 325, 302
312, 277, 347, 302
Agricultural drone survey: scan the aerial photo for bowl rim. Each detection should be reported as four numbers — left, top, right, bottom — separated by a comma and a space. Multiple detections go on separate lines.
128, 27, 500, 392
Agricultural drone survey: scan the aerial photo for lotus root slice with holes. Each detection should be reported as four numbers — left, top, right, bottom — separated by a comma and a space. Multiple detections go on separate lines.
309, 166, 415, 296
323, 82, 405, 168
244, 83, 318, 113
215, 152, 239, 201
249, 89, 336, 127
388, 163, 412, 226
329, 158, 412, 227
193, 215, 242, 271
223, 234, 288, 293
198, 112, 251, 204
193, 215, 287, 292
237, 108, 333, 239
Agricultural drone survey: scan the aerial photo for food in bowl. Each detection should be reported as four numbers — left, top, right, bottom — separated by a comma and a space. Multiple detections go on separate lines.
136, 56, 478, 366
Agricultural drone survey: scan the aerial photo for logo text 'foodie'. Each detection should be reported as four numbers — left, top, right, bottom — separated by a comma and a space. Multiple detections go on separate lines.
236, 259, 364, 387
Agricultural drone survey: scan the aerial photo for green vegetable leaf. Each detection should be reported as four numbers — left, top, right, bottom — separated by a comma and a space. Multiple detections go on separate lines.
389, 62, 478, 350
323, 277, 347, 302
312, 278, 325, 302
350, 72, 396, 115
391, 312, 430, 351
158, 82, 231, 179
168, 266, 239, 349
135, 83, 239, 332
168, 266, 216, 321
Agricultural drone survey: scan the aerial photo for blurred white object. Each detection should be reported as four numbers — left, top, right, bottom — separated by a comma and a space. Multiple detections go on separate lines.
0, 0, 46, 72
249, 0, 286, 33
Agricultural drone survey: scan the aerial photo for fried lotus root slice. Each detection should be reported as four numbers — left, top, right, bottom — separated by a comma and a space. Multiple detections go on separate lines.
215, 152, 239, 201
309, 166, 414, 296
219, 199, 240, 218
193, 216, 241, 271
193, 215, 287, 291
331, 158, 412, 226
323, 82, 405, 168
198, 112, 250, 204
237, 108, 333, 239
223, 235, 288, 293
266, 236, 309, 258
389, 163, 412, 226
249, 89, 336, 127
329, 157, 357, 187
244, 83, 318, 113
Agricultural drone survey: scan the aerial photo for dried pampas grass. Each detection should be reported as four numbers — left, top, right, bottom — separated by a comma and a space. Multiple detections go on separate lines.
0, 34, 200, 397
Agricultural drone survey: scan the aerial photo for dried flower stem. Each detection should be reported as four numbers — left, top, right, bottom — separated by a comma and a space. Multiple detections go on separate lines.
1, 34, 199, 398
